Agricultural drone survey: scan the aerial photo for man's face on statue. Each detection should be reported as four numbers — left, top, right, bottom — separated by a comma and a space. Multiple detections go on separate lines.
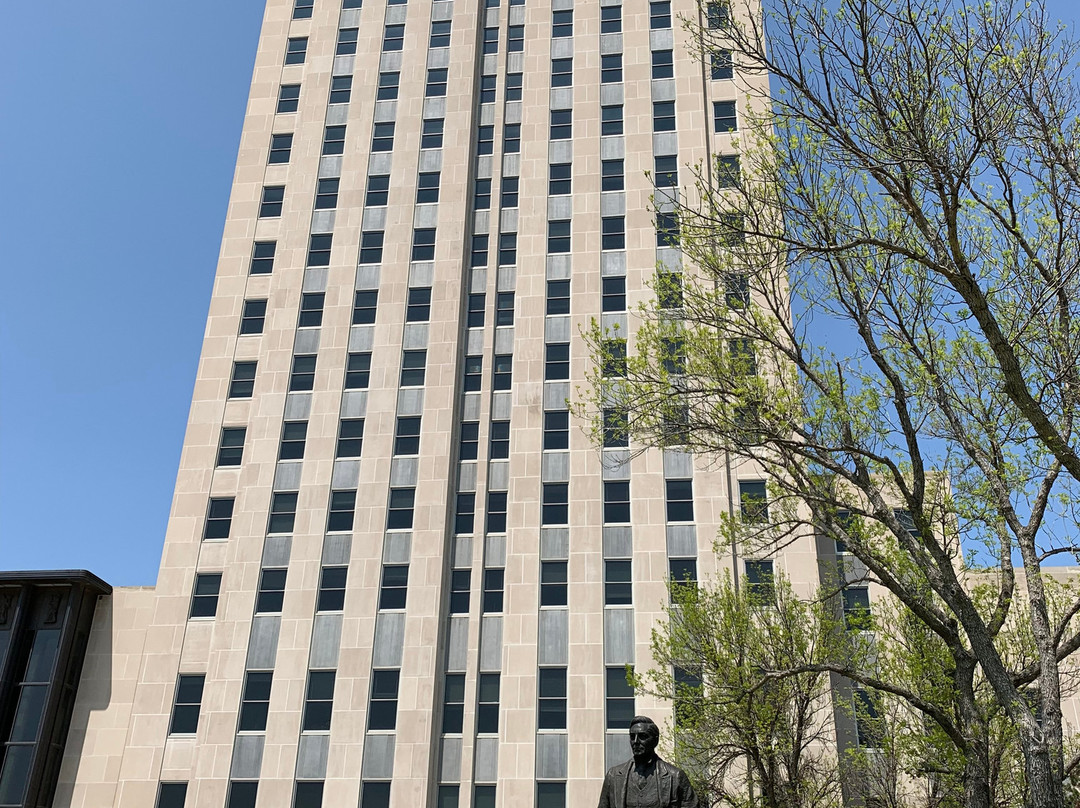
629, 723, 659, 760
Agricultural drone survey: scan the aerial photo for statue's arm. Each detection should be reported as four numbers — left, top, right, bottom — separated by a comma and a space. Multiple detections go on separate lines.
677, 770, 700, 808
596, 772, 613, 808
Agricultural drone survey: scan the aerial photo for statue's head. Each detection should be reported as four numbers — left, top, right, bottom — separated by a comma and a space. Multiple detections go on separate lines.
628, 716, 660, 762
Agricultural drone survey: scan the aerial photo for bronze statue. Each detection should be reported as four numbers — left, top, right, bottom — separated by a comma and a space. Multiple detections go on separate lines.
596, 716, 700, 808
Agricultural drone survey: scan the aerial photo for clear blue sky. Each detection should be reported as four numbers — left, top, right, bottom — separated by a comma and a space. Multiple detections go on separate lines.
0, 1, 1076, 586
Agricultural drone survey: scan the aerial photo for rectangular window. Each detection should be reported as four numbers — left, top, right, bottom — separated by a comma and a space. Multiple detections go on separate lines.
377, 72, 399, 100
603, 407, 629, 448
650, 0, 671, 27
415, 171, 440, 204
169, 674, 205, 734
508, 25, 524, 51
602, 338, 627, 377
204, 498, 234, 540
294, 782, 324, 808
503, 123, 521, 154
854, 689, 882, 747
506, 72, 523, 101
229, 361, 256, 398
317, 566, 347, 612
289, 354, 317, 392
481, 26, 498, 54
449, 569, 470, 613
459, 423, 479, 461
654, 155, 678, 188
279, 420, 307, 460
486, 491, 507, 534
653, 100, 676, 132
601, 53, 622, 83
717, 154, 741, 188
498, 233, 517, 265
387, 488, 415, 529
669, 557, 698, 597
549, 163, 571, 195
406, 287, 432, 321
277, 84, 300, 113
543, 410, 569, 450
712, 49, 734, 79
714, 100, 737, 132
299, 292, 325, 327
707, 1, 730, 28
482, 569, 504, 613
250, 240, 276, 274
238, 671, 272, 732
538, 668, 567, 728
190, 573, 222, 618
268, 492, 298, 534
238, 298, 265, 337
493, 354, 512, 390
372, 122, 395, 152
477, 673, 500, 732
256, 568, 287, 613
361, 783, 391, 808
603, 481, 631, 524
606, 667, 635, 729
412, 228, 436, 261
228, 782, 258, 808
345, 352, 371, 389
843, 586, 871, 629
542, 483, 568, 525
537, 783, 565, 808
379, 565, 408, 609
739, 480, 768, 522
394, 416, 421, 455
285, 37, 308, 65
400, 350, 426, 386
157, 783, 188, 808
366, 175, 390, 206
260, 185, 284, 217
467, 293, 485, 327
495, 291, 515, 326
383, 24, 405, 51
601, 104, 624, 136
471, 235, 489, 267
422, 117, 444, 149
601, 5, 622, 32
730, 337, 756, 375
725, 272, 749, 307
489, 420, 510, 459
548, 220, 571, 253
336, 28, 359, 55
674, 667, 703, 726
368, 670, 400, 729
657, 211, 680, 247
605, 559, 632, 605
552, 9, 573, 37
430, 20, 452, 47
666, 479, 694, 522
602, 277, 626, 312
601, 217, 626, 250
443, 674, 466, 732
307, 235, 333, 269
551, 58, 573, 87
329, 75, 352, 104
474, 179, 492, 210
426, 68, 448, 97
217, 427, 246, 466
352, 289, 378, 325
318, 128, 345, 160
500, 176, 519, 208
545, 343, 569, 381
745, 559, 774, 601
546, 279, 570, 314
550, 109, 572, 140
601, 159, 624, 192
659, 272, 683, 309
455, 492, 476, 534
303, 670, 336, 732
269, 133, 293, 164
327, 490, 356, 531
652, 49, 673, 79
537, 561, 565, 604
463, 355, 483, 392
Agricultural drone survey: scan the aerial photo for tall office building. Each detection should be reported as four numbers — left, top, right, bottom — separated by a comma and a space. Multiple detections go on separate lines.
32, 0, 820, 806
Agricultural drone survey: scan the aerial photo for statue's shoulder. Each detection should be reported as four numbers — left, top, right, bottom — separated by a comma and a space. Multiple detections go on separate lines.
604, 758, 633, 778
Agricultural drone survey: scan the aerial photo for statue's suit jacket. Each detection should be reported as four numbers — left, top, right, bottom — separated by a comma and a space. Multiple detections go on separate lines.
595, 757, 701, 808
